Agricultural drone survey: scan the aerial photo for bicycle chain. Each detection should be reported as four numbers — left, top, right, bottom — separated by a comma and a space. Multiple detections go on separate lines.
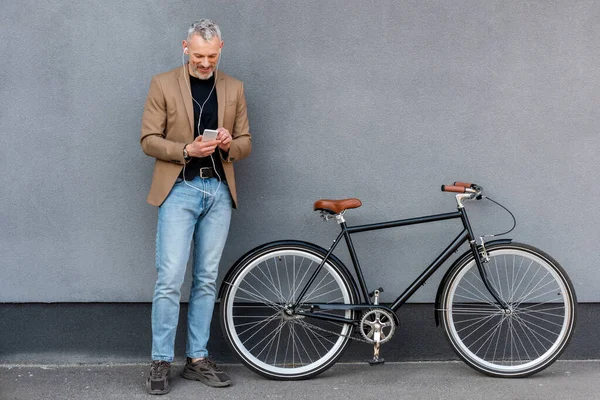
292, 314, 372, 345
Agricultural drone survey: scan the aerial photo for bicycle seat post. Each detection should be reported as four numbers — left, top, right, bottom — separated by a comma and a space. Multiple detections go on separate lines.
373, 289, 381, 305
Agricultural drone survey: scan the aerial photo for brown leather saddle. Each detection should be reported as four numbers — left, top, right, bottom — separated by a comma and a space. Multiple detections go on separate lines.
313, 198, 362, 214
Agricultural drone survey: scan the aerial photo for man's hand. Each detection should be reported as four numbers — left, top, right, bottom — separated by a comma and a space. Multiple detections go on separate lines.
217, 128, 232, 152
185, 135, 220, 158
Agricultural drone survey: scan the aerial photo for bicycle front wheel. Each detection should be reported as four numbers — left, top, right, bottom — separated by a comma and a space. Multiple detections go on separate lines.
440, 243, 577, 377
220, 242, 357, 380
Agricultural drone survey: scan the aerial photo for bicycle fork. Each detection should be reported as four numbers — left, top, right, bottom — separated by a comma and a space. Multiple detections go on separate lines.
459, 205, 509, 310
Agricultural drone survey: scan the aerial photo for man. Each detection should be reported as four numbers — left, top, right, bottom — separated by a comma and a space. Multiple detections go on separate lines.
140, 19, 251, 395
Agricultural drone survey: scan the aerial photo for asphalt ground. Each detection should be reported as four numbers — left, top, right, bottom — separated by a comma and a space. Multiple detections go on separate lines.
1, 360, 599, 400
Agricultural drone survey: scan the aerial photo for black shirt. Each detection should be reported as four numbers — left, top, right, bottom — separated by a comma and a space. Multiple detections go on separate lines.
179, 73, 226, 181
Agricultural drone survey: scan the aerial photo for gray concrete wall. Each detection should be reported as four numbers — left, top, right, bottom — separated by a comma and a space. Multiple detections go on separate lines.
1, 1, 599, 303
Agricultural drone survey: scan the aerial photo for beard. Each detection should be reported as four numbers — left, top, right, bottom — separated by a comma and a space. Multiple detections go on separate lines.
190, 64, 214, 80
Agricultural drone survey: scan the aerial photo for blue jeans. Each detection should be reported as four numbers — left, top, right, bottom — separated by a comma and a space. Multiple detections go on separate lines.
151, 176, 232, 361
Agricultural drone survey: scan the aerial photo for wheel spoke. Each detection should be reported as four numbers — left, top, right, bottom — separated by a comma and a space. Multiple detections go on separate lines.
297, 321, 332, 353
255, 319, 288, 359
511, 313, 550, 354
493, 256, 503, 299
457, 313, 504, 343
471, 315, 505, 357
295, 320, 344, 345
510, 316, 537, 361
304, 276, 340, 302
284, 256, 292, 304
249, 268, 286, 304
514, 279, 560, 307
260, 259, 285, 303
243, 315, 285, 348
233, 313, 280, 328
514, 309, 565, 328
458, 271, 503, 310
305, 286, 343, 303
272, 258, 285, 306
511, 313, 560, 344
289, 258, 314, 304
517, 303, 565, 313
227, 282, 282, 312
450, 307, 503, 315
452, 310, 504, 326
290, 324, 309, 365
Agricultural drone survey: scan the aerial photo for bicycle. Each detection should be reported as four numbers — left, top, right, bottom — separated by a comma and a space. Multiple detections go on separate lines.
219, 182, 577, 380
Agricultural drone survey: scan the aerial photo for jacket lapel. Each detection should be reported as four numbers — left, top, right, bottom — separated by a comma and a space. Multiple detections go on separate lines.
216, 70, 226, 128
178, 65, 194, 133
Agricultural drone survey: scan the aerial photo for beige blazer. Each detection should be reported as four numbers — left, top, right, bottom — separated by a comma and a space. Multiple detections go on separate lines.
140, 65, 251, 207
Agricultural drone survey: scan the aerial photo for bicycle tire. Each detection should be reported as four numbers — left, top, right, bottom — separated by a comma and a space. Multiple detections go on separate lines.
440, 242, 577, 377
220, 241, 357, 380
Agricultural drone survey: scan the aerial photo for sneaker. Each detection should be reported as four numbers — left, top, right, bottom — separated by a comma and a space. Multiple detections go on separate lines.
145, 360, 171, 395
181, 357, 231, 387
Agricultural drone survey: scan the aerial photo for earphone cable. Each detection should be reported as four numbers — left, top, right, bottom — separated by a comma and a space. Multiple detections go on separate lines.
181, 50, 222, 197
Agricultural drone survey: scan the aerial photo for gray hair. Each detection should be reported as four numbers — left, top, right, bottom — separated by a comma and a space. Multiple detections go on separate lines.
187, 19, 222, 42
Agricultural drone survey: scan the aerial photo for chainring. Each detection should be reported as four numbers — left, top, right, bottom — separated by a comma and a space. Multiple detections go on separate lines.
359, 308, 396, 344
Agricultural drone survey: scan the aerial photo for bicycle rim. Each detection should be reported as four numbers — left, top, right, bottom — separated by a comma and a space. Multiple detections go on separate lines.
442, 244, 576, 377
222, 246, 355, 379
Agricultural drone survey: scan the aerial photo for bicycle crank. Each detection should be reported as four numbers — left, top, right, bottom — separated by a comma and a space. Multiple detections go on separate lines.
360, 308, 396, 365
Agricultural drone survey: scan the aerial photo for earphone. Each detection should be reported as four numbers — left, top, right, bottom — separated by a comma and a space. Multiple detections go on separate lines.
181, 44, 222, 197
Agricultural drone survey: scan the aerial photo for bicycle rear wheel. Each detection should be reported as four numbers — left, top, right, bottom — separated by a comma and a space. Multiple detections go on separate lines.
220, 242, 357, 380
440, 242, 576, 377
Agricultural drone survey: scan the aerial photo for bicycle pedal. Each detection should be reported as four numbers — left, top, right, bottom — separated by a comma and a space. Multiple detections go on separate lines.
368, 357, 385, 366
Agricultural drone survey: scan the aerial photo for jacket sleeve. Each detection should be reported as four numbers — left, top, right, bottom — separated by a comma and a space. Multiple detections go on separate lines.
140, 76, 186, 165
222, 82, 252, 163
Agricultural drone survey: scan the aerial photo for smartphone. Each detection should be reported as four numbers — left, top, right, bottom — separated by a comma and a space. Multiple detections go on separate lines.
202, 129, 219, 141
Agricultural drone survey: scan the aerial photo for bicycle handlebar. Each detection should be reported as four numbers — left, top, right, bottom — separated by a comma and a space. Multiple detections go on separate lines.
454, 181, 474, 188
442, 182, 483, 201
441, 185, 466, 193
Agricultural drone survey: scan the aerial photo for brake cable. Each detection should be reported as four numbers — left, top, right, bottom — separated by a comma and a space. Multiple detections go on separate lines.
481, 196, 517, 238
477, 196, 517, 263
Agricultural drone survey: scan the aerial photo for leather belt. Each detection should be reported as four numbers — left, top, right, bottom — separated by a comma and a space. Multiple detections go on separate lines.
198, 167, 215, 179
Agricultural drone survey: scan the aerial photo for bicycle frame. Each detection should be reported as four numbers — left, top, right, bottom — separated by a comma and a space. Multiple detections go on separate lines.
220, 181, 576, 380
293, 205, 508, 316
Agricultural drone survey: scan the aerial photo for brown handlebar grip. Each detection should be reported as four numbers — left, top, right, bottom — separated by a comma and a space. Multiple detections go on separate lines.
441, 185, 466, 193
454, 181, 473, 188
